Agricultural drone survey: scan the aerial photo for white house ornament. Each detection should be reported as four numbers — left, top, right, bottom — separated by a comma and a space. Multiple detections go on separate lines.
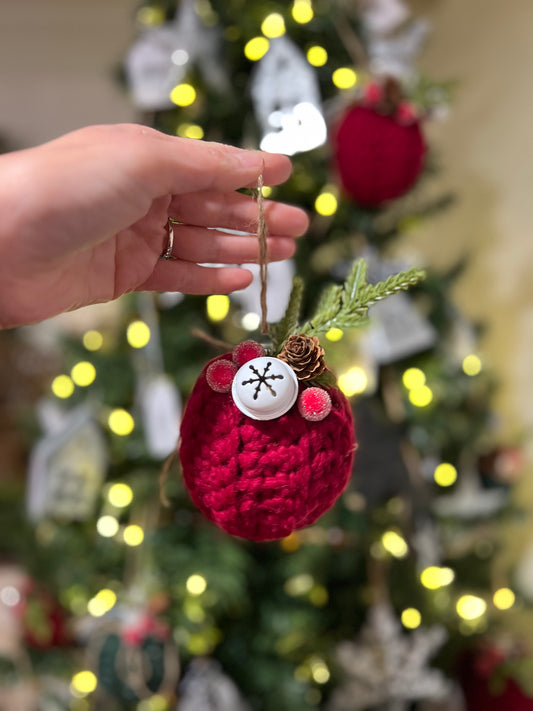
251, 36, 327, 155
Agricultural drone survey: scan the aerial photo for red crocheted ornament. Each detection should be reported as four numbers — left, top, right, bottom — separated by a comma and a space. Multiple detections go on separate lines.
179, 354, 356, 541
333, 104, 426, 207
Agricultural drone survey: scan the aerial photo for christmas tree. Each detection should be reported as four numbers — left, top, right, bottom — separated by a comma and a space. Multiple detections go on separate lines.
1, 1, 530, 710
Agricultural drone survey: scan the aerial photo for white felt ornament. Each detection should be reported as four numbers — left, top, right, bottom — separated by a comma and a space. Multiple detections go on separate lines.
251, 37, 327, 155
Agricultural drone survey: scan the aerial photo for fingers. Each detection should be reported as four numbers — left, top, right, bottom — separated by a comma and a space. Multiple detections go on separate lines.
137, 262, 254, 295
136, 128, 293, 195
169, 191, 309, 237
167, 225, 296, 265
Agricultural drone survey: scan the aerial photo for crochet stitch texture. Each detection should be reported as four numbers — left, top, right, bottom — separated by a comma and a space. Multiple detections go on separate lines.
180, 354, 356, 541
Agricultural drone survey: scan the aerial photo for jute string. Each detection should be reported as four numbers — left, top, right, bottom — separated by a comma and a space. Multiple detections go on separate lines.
256, 174, 269, 334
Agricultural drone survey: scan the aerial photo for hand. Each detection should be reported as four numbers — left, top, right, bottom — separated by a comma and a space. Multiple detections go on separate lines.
0, 124, 308, 328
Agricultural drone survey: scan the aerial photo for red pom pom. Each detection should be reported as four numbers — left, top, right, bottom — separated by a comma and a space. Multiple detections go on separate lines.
233, 340, 266, 367
298, 387, 332, 422
180, 355, 356, 541
333, 104, 426, 207
206, 359, 237, 393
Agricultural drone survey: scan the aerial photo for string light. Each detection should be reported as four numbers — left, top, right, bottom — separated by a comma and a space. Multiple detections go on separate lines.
206, 294, 230, 322
241, 312, 261, 331
96, 515, 119, 538
338, 367, 367, 396
292, 0, 314, 23
186, 574, 207, 596
244, 36, 270, 61
456, 594, 487, 620
108, 409, 135, 436
309, 585, 328, 607
70, 671, 97, 697
284, 573, 314, 596
408, 385, 433, 407
127, 320, 151, 348
169, 83, 197, 107
332, 67, 357, 89
402, 367, 426, 390
261, 185, 273, 198
420, 566, 455, 590
83, 330, 103, 351
108, 483, 133, 508
381, 530, 409, 558
434, 462, 458, 487
326, 328, 344, 341
187, 634, 210, 655
123, 525, 144, 547
137, 696, 168, 711
307, 45, 327, 66
310, 658, 330, 684
71, 361, 96, 387
314, 191, 338, 216
261, 13, 286, 38
177, 123, 204, 139
51, 375, 75, 399
87, 589, 117, 617
280, 532, 301, 552
462, 354, 482, 376
136, 6, 165, 26
401, 608, 422, 629
493, 587, 515, 610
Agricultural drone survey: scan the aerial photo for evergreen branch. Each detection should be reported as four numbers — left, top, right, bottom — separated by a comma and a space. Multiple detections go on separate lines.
301, 262, 425, 336
271, 276, 304, 353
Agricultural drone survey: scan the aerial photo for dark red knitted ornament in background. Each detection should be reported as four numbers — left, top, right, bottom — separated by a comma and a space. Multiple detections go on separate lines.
180, 354, 356, 542
333, 104, 426, 207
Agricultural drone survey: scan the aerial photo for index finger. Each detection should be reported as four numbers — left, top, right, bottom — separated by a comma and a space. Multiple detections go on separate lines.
136, 128, 293, 195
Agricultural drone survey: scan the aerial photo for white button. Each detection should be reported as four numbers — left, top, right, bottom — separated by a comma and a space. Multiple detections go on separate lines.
232, 357, 299, 420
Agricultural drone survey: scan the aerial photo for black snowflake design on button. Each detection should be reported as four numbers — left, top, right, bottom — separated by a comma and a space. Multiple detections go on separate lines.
241, 361, 284, 400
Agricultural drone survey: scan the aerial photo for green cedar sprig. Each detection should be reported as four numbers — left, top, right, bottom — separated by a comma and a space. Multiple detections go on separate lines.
270, 259, 426, 353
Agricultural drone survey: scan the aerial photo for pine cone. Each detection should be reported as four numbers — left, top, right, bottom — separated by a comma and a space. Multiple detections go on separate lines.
278, 334, 326, 381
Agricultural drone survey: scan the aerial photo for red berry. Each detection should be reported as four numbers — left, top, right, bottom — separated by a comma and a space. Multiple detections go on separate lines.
206, 359, 237, 393
232, 340, 266, 367
298, 387, 332, 422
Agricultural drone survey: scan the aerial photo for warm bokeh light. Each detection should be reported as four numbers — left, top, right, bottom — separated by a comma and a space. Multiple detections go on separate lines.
493, 587, 516, 610
420, 566, 455, 590
169, 83, 197, 107
401, 608, 422, 629
408, 385, 433, 407
51, 375, 75, 399
244, 36, 270, 61
434, 462, 458, 487
261, 12, 286, 38
338, 367, 368, 396
332, 67, 357, 89
456, 594, 487, 620
462, 354, 482, 376
83, 330, 103, 351
241, 312, 261, 331
326, 327, 344, 341
127, 320, 151, 348
206, 295, 230, 322
262, 185, 273, 198
381, 530, 409, 558
186, 574, 207, 596
314, 191, 338, 216
123, 525, 144, 547
136, 6, 165, 26
307, 45, 328, 67
87, 589, 116, 618
108, 483, 133, 508
310, 658, 330, 684
71, 671, 97, 696
284, 573, 314, 596
177, 123, 204, 139
292, 0, 314, 23
71, 361, 96, 387
96, 515, 119, 538
108, 409, 135, 436
402, 367, 426, 390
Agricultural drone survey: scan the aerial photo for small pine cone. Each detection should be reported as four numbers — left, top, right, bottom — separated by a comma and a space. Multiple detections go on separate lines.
278, 334, 326, 381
